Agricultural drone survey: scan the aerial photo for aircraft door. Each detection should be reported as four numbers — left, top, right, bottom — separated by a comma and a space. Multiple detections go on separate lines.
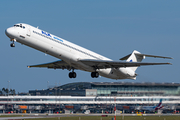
26, 25, 31, 37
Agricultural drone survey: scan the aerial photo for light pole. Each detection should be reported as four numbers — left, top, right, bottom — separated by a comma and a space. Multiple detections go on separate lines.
59, 82, 61, 113
47, 81, 49, 89
59, 82, 61, 96
47, 81, 49, 96
8, 81, 10, 96
7, 81, 10, 111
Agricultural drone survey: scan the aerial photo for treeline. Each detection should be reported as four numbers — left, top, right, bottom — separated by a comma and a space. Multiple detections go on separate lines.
0, 88, 16, 95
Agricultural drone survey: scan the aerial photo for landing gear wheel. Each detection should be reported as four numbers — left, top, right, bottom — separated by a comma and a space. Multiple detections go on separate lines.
72, 72, 76, 78
69, 72, 73, 78
69, 72, 77, 78
10, 43, 15, 47
91, 72, 95, 78
91, 72, 99, 78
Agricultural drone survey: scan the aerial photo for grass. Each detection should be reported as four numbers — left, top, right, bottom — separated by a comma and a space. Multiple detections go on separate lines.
23, 115, 180, 120
0, 114, 22, 117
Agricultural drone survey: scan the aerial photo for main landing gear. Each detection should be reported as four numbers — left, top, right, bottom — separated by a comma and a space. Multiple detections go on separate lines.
68, 71, 99, 78
69, 69, 77, 78
91, 72, 99, 78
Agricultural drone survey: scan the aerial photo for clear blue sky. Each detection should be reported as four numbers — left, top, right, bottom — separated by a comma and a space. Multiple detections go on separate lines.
0, 1, 179, 93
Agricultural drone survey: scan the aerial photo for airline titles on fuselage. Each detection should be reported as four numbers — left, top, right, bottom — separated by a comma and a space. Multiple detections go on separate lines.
41, 30, 63, 42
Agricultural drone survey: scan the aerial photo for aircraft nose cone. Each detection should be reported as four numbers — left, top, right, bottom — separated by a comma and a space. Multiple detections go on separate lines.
5, 27, 14, 38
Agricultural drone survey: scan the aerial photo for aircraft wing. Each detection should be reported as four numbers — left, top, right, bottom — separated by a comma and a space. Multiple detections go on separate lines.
27, 60, 74, 70
80, 59, 172, 69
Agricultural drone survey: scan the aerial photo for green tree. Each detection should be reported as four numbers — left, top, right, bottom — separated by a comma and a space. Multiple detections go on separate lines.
5, 88, 8, 95
2, 88, 6, 95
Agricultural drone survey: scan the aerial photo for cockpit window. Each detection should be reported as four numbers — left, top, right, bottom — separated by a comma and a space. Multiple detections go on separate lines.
14, 25, 20, 27
14, 24, 25, 29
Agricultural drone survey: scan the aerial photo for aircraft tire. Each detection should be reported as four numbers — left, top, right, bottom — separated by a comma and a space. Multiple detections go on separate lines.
69, 72, 73, 78
91, 72, 99, 78
95, 72, 99, 78
10, 43, 15, 47
91, 72, 95, 78
69, 72, 76, 78
72, 72, 76, 78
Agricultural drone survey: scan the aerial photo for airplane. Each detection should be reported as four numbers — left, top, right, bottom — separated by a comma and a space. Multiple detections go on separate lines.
5, 23, 172, 80
141, 99, 163, 112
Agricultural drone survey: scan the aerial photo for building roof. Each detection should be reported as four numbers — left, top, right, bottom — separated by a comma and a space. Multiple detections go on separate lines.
51, 82, 180, 90
90, 82, 180, 87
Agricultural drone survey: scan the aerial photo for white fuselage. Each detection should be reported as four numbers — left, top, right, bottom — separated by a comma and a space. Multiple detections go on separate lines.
5, 23, 136, 80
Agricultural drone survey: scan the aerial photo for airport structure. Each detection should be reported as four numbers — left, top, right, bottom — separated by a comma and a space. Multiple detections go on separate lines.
29, 82, 180, 97
0, 82, 180, 114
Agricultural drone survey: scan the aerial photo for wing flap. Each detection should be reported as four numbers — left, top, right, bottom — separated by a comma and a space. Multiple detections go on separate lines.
28, 60, 74, 70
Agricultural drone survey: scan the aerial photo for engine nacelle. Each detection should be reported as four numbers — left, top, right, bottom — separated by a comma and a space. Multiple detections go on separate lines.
119, 68, 136, 77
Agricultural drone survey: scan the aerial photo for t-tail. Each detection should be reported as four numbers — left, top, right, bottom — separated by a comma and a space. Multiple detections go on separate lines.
120, 50, 173, 72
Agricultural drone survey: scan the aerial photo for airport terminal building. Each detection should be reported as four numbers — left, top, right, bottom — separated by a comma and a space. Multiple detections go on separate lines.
0, 82, 180, 114
29, 82, 180, 97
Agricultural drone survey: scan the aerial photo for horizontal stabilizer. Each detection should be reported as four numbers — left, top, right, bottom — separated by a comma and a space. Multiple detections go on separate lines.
134, 53, 173, 59
120, 51, 173, 60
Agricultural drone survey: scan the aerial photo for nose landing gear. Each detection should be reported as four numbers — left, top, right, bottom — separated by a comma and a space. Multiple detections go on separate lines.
10, 42, 15, 47
10, 39, 16, 47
